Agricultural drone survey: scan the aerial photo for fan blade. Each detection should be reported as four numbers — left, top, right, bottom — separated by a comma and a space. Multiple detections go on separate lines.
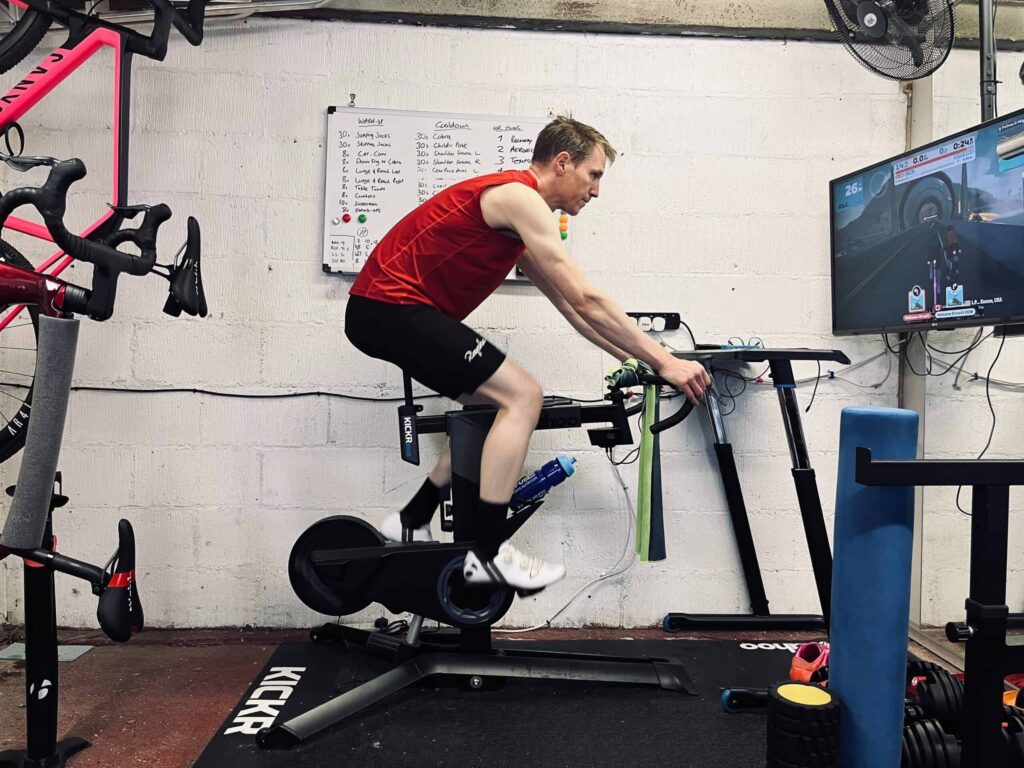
915, 0, 959, 38
838, 0, 861, 23
879, 0, 925, 67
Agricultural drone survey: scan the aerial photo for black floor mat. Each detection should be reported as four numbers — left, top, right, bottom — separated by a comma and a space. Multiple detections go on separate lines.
195, 637, 805, 768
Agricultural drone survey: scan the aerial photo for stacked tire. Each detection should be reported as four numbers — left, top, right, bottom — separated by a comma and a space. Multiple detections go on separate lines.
766, 682, 841, 768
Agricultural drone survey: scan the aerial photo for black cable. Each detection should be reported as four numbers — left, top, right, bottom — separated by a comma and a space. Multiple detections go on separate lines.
35, 385, 445, 403
804, 361, 821, 413
609, 446, 640, 466
882, 333, 904, 355
892, 330, 988, 380
925, 330, 992, 356
607, 409, 647, 465
0, 385, 618, 409
922, 340, 983, 378
679, 320, 697, 348
919, 332, 934, 375
712, 369, 745, 417
956, 331, 1006, 516
976, 331, 1004, 457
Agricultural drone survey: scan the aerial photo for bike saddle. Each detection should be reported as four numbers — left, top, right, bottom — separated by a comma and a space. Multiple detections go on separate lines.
163, 216, 207, 317
96, 519, 144, 643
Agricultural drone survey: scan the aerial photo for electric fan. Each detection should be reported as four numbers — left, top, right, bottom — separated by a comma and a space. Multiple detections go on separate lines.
824, 0, 955, 81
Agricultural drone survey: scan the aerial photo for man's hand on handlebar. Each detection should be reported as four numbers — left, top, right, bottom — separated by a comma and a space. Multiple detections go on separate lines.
655, 357, 710, 405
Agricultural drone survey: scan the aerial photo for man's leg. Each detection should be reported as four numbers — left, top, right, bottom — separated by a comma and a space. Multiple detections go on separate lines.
398, 448, 451, 530
428, 447, 452, 489
461, 359, 565, 590
391, 363, 520, 537
470, 358, 543, 505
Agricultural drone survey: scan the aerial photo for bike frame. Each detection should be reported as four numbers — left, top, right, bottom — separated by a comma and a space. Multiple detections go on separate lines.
0, 258, 68, 314
0, 13, 133, 329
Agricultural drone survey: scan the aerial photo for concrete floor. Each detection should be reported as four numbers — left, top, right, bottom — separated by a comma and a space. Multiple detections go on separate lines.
0, 626, 948, 768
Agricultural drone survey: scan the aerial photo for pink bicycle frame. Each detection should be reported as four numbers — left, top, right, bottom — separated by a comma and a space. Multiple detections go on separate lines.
0, 18, 132, 328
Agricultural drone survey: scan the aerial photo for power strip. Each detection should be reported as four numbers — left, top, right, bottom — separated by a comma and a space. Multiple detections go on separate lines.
626, 312, 681, 332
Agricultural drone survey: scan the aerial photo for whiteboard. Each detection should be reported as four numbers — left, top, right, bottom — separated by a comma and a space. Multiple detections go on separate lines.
322, 106, 558, 276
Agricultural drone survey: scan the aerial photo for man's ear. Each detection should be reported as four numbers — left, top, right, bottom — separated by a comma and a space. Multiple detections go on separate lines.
554, 151, 572, 175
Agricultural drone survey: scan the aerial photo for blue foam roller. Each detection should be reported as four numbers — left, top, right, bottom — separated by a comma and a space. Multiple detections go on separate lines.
830, 406, 919, 768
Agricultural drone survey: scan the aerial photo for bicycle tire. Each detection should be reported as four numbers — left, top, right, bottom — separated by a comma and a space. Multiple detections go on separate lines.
0, 3, 52, 76
0, 238, 39, 464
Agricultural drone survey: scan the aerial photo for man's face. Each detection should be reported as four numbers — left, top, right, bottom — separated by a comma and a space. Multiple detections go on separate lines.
556, 146, 606, 216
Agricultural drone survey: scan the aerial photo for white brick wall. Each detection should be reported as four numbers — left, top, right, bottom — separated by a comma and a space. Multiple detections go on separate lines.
0, 19, 1009, 631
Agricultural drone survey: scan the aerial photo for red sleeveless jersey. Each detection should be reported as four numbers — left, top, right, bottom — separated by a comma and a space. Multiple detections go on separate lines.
349, 170, 537, 320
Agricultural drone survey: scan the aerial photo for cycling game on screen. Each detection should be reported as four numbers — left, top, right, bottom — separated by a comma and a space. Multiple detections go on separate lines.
831, 108, 1024, 335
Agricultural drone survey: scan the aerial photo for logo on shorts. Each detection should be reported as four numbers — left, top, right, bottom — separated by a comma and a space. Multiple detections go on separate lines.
464, 338, 485, 363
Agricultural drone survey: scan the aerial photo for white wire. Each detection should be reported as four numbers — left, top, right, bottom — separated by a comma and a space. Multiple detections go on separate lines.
493, 455, 639, 633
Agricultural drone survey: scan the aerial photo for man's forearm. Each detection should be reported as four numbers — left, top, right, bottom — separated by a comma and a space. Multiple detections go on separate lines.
578, 291, 675, 371
560, 301, 630, 360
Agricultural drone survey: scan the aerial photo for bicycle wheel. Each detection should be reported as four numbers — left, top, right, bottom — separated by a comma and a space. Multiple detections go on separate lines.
0, 1, 52, 76
0, 239, 38, 463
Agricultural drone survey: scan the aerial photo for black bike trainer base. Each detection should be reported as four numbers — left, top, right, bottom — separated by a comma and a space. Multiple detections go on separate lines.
194, 638, 803, 768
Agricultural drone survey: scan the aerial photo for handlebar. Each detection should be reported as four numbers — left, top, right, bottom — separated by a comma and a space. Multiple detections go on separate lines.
608, 366, 702, 436
23, 0, 207, 61
0, 155, 207, 320
645, 383, 696, 435
0, 158, 152, 270
152, 0, 206, 44
128, 0, 207, 59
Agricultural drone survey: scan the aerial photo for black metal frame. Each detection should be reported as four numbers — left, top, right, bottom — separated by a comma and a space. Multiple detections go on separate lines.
663, 348, 850, 632
857, 447, 1024, 767
0, 483, 90, 768
258, 375, 696, 750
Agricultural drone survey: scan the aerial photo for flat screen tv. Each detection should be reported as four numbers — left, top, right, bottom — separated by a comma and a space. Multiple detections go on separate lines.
831, 107, 1024, 335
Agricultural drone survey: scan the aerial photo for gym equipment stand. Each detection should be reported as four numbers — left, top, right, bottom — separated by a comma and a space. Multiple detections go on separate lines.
858, 447, 1024, 767
663, 348, 849, 632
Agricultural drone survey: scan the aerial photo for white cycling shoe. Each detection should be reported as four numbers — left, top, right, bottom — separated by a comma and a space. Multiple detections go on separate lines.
463, 541, 565, 592
380, 511, 434, 543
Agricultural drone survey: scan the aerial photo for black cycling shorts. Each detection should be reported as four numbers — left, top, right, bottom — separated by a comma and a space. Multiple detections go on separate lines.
345, 294, 506, 399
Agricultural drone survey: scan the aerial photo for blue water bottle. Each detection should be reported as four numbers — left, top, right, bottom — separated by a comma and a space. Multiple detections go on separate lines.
509, 454, 576, 511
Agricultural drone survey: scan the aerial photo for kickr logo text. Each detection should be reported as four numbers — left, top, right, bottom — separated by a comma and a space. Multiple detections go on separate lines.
223, 666, 306, 735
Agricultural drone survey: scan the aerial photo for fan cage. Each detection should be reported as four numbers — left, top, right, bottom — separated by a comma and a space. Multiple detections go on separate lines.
825, 0, 955, 82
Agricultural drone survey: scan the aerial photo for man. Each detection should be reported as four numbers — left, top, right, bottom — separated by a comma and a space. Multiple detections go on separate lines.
345, 116, 709, 592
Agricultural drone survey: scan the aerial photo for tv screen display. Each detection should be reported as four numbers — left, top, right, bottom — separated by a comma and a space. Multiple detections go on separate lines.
831, 107, 1024, 335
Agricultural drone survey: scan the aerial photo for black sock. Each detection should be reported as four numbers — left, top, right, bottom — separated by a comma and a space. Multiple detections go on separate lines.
473, 499, 509, 560
400, 478, 443, 528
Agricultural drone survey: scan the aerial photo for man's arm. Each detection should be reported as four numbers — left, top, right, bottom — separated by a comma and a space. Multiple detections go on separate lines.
517, 252, 629, 362
481, 183, 710, 403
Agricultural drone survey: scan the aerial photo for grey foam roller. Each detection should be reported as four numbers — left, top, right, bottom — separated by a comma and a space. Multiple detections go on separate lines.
1, 315, 78, 549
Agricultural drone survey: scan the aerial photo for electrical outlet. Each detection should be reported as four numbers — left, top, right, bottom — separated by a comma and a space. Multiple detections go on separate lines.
626, 312, 681, 332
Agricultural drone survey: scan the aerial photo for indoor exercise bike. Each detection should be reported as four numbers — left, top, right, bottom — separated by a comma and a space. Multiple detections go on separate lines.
257, 368, 696, 750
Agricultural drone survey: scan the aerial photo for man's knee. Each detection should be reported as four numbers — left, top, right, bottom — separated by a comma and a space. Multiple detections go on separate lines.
515, 376, 544, 421
477, 365, 543, 419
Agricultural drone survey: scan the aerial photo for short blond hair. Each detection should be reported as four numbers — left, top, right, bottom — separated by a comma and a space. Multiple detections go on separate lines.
531, 116, 616, 165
